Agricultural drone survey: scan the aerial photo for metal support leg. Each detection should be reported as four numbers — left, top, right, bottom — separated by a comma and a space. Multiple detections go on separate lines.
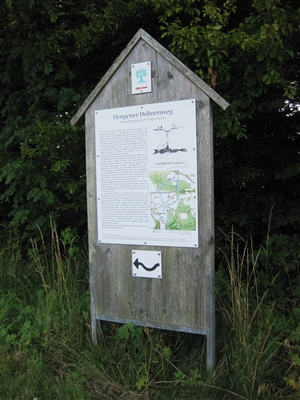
206, 271, 215, 370
89, 263, 98, 344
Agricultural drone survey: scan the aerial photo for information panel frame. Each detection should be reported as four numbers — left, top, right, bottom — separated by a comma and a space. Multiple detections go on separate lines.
95, 99, 199, 248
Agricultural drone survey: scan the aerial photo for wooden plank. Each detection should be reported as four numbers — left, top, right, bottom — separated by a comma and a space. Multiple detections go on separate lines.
71, 30, 142, 126
71, 29, 229, 126
83, 37, 215, 332
82, 35, 217, 351
140, 30, 229, 110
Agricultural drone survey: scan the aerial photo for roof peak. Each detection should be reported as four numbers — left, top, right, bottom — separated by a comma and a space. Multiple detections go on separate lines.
71, 29, 229, 126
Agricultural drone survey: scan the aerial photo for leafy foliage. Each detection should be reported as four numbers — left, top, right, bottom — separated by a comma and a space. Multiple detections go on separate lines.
1, 0, 298, 247
0, 0, 159, 242
0, 227, 299, 398
150, 0, 300, 241
1, 0, 300, 397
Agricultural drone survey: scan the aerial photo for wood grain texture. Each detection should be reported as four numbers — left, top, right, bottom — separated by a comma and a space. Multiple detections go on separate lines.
83, 34, 218, 332
71, 29, 229, 127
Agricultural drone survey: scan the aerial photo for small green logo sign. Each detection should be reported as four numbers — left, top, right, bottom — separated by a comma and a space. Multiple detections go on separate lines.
136, 69, 146, 83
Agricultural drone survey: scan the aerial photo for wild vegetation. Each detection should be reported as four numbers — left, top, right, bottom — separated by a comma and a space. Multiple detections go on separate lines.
1, 0, 299, 398
0, 225, 299, 399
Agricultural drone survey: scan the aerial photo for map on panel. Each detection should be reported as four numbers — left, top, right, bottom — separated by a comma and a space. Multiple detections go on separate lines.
150, 170, 196, 231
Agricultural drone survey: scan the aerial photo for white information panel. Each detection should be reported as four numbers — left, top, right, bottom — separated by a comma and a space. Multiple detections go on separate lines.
95, 99, 198, 248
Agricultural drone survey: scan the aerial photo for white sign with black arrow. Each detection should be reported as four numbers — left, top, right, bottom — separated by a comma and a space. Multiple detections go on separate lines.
132, 250, 162, 279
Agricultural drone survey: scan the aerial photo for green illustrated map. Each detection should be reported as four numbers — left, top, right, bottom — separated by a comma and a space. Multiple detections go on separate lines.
150, 171, 197, 231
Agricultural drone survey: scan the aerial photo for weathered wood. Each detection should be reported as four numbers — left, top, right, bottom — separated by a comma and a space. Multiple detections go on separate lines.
71, 29, 229, 127
83, 36, 219, 334
74, 30, 230, 371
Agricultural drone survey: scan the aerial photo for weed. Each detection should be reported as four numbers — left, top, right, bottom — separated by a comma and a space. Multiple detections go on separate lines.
0, 224, 299, 399
216, 229, 287, 398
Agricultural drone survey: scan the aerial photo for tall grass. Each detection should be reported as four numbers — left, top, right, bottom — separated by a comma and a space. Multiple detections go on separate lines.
29, 222, 87, 347
0, 225, 297, 399
216, 230, 285, 398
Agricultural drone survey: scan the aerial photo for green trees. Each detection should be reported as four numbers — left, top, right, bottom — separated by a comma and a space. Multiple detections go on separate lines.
151, 0, 300, 238
0, 0, 159, 240
0, 0, 299, 245
1, 1, 84, 238
1, 1, 299, 395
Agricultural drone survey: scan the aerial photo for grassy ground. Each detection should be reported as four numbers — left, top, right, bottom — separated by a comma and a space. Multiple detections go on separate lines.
0, 227, 299, 399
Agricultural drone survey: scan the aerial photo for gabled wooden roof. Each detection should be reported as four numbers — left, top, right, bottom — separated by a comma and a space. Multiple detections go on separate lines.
71, 28, 229, 126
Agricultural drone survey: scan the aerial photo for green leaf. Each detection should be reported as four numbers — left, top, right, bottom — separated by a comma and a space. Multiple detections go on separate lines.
257, 53, 264, 62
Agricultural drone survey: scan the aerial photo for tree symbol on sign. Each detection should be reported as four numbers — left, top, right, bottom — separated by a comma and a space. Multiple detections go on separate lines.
136, 69, 146, 83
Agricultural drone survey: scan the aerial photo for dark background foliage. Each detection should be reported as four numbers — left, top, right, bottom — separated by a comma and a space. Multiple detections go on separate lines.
0, 1, 299, 396
1, 0, 299, 255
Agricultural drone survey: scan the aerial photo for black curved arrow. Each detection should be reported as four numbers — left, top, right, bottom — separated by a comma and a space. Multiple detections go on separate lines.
133, 258, 160, 272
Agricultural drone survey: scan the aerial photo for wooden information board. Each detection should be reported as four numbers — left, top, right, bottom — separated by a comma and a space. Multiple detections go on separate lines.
71, 29, 229, 369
